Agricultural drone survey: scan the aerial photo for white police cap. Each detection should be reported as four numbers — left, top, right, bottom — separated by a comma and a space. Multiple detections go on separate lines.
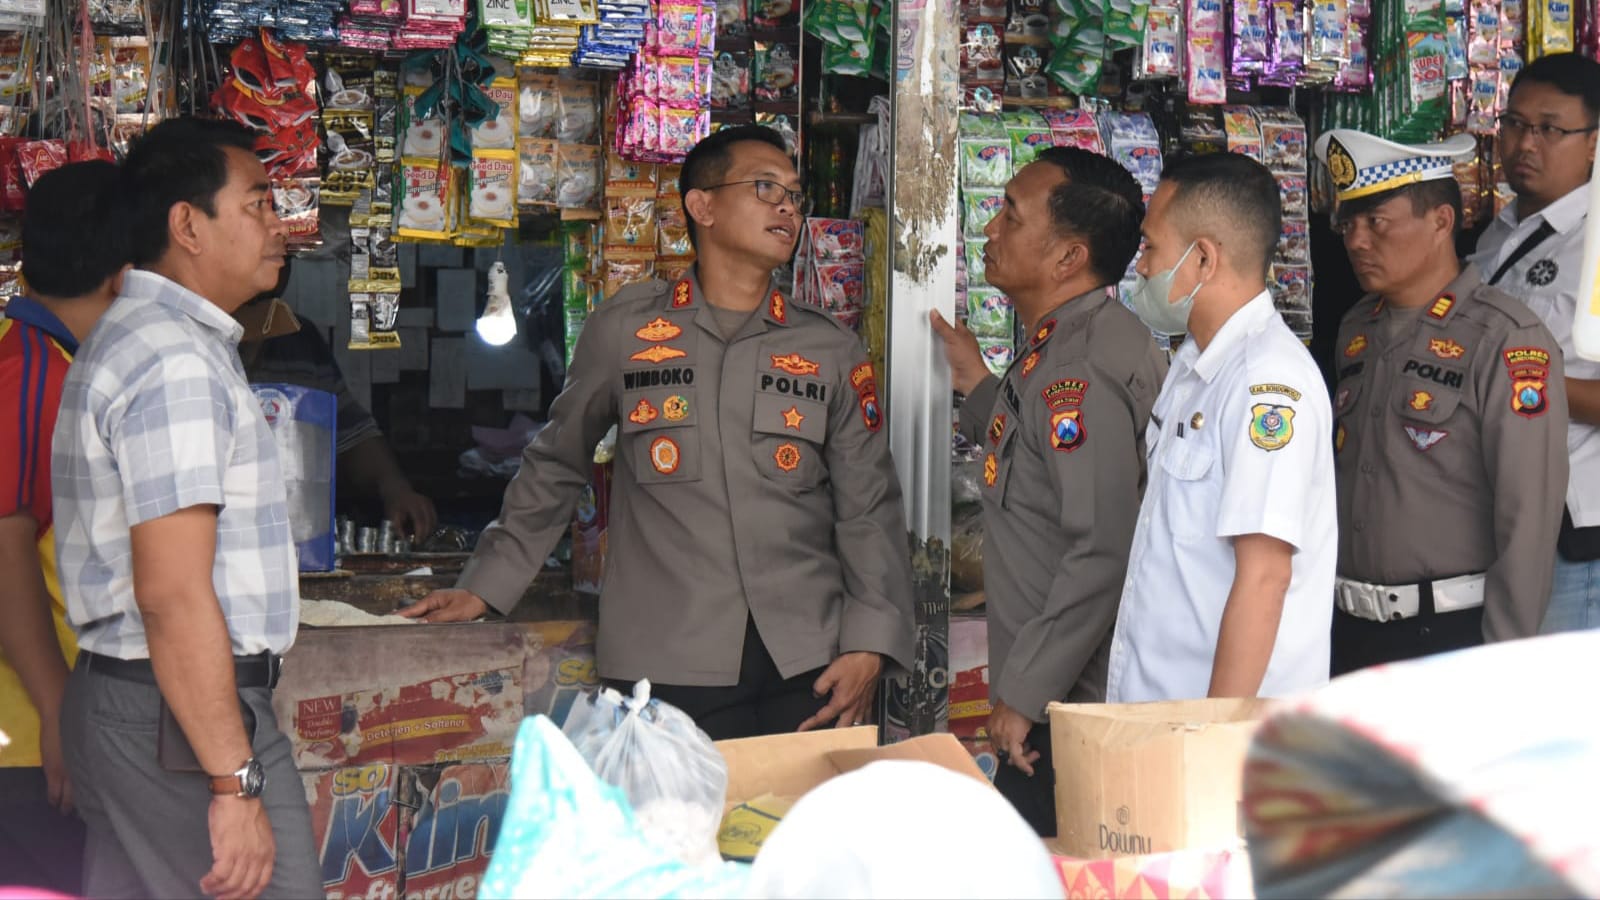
1313, 129, 1476, 203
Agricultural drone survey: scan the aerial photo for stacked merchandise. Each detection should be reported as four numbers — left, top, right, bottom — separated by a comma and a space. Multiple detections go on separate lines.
802, 0, 881, 76
613, 0, 716, 162
793, 219, 866, 330
1258, 107, 1313, 339
478, 0, 604, 67
1098, 111, 1163, 320
958, 113, 1015, 377
205, 0, 345, 44
563, 221, 601, 366
516, 70, 605, 211
710, 0, 803, 153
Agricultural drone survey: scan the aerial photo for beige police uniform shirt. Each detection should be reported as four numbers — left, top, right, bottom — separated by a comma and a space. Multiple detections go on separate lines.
1333, 263, 1570, 641
457, 269, 916, 686
958, 289, 1166, 721
1470, 184, 1600, 528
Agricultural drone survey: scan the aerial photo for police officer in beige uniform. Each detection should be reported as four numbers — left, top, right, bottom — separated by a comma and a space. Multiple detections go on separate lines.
1468, 53, 1600, 633
1316, 129, 1570, 673
404, 126, 915, 739
931, 147, 1164, 837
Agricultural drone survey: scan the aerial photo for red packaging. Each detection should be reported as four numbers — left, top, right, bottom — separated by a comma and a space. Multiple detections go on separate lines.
0, 137, 24, 213
16, 140, 66, 188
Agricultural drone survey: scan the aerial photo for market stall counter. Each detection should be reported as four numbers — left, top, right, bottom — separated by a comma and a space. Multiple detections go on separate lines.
281, 558, 601, 899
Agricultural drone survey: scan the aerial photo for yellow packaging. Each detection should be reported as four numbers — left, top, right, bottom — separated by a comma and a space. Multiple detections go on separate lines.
469, 148, 519, 229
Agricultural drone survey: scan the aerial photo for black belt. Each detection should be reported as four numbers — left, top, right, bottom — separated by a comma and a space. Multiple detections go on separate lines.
78, 649, 284, 690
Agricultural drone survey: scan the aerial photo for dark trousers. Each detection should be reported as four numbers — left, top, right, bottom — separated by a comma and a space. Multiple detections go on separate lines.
59, 661, 321, 899
1331, 606, 1486, 676
608, 618, 829, 741
994, 720, 1057, 838
0, 766, 85, 895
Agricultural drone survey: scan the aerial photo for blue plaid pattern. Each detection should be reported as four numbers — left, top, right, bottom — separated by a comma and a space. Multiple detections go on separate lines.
51, 271, 300, 659
1350, 155, 1456, 195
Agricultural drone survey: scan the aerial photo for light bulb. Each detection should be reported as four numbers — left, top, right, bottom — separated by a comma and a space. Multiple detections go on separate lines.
476, 261, 517, 346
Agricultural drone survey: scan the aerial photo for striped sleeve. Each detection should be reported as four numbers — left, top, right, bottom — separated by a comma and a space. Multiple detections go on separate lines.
0, 325, 68, 528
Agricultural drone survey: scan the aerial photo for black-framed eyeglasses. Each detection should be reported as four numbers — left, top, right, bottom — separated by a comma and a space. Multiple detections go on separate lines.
1496, 113, 1599, 142
702, 179, 812, 215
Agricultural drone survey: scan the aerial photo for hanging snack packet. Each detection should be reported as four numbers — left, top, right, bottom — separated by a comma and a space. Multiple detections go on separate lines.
603, 247, 656, 297
558, 79, 601, 143
963, 188, 1005, 238
557, 143, 603, 209
658, 1, 706, 55
977, 338, 1015, 375
397, 159, 452, 240
473, 76, 518, 150
718, 0, 750, 35
520, 71, 561, 137
657, 197, 693, 257
960, 135, 1012, 188
1233, 0, 1271, 71
1186, 36, 1227, 103
606, 194, 658, 248
711, 52, 753, 110
1141, 3, 1184, 76
470, 148, 519, 229
273, 175, 323, 252
518, 138, 557, 206
754, 42, 801, 102
966, 288, 1014, 339
322, 109, 377, 206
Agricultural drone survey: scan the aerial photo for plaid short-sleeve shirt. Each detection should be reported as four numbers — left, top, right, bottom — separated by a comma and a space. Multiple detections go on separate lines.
52, 270, 299, 660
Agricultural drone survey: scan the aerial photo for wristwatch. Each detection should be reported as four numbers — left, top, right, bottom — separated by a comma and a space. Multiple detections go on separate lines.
209, 757, 266, 798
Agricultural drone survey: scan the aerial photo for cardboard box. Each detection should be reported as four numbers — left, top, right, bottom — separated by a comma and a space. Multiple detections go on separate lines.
1048, 699, 1272, 859
714, 728, 990, 859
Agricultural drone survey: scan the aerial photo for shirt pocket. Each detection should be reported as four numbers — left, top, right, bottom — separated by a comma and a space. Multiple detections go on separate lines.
621, 388, 701, 484
1157, 436, 1219, 542
751, 392, 829, 491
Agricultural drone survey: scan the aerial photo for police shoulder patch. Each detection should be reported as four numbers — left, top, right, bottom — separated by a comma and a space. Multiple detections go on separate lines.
1041, 378, 1088, 411
1248, 403, 1295, 451
1049, 408, 1085, 452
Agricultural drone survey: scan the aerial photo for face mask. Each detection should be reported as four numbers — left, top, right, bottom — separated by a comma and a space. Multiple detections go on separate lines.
1128, 242, 1202, 336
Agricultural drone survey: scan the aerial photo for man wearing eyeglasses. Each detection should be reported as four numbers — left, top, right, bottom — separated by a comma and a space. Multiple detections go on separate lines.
1314, 128, 1569, 674
403, 126, 916, 740
1468, 53, 1600, 634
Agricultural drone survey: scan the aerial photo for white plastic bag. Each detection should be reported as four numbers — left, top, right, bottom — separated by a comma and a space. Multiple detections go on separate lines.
563, 680, 729, 867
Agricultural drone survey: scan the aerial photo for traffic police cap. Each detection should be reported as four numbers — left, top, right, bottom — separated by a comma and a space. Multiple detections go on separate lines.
1313, 129, 1476, 203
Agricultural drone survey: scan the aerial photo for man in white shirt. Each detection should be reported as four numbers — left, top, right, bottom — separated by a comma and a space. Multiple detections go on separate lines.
1469, 52, 1600, 633
1107, 153, 1336, 703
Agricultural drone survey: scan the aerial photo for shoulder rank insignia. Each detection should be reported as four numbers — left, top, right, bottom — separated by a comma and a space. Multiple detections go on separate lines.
1426, 293, 1455, 320
649, 436, 681, 474
628, 398, 659, 425
1049, 409, 1085, 452
1249, 403, 1295, 451
636, 317, 683, 342
988, 413, 1007, 446
771, 353, 821, 376
631, 345, 688, 364
1020, 351, 1041, 379
1032, 318, 1057, 345
672, 279, 693, 308
1429, 338, 1465, 359
768, 291, 787, 324
983, 452, 998, 487
774, 442, 802, 472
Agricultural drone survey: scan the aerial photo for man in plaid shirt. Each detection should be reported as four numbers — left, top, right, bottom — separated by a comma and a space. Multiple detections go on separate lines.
51, 118, 317, 899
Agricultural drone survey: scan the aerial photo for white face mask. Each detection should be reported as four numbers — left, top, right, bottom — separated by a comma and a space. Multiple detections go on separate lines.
1128, 242, 1202, 336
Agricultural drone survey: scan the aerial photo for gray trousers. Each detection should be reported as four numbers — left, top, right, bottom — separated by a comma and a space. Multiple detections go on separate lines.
60, 661, 321, 899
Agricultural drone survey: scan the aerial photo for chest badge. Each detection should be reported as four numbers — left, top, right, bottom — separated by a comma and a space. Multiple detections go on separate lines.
1404, 425, 1448, 451
771, 353, 821, 376
1248, 404, 1295, 451
1189, 412, 1205, 431
1527, 259, 1559, 287
635, 317, 683, 342
1429, 338, 1466, 359
1344, 335, 1367, 358
1408, 390, 1434, 412
663, 395, 690, 421
781, 405, 805, 429
649, 436, 681, 474
983, 452, 998, 487
774, 442, 802, 472
631, 345, 688, 364
628, 399, 660, 425
1020, 351, 1040, 379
